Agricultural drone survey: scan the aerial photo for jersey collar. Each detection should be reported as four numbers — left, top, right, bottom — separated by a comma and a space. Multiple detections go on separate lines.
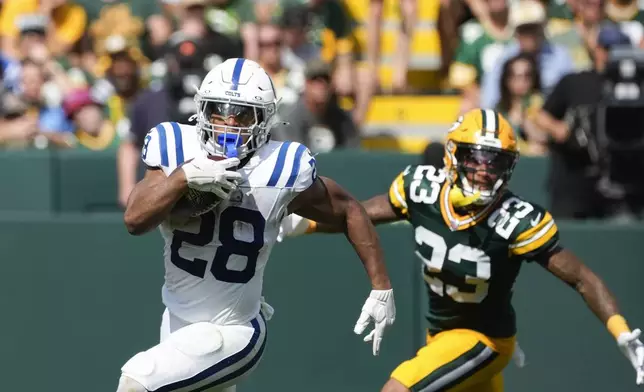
439, 182, 502, 231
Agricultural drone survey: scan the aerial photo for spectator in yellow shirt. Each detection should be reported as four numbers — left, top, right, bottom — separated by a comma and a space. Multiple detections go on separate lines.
0, 0, 87, 57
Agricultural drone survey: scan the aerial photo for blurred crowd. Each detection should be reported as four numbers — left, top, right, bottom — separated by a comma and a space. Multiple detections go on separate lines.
0, 0, 369, 153
0, 0, 367, 205
441, 0, 644, 220
0, 0, 642, 217
444, 0, 641, 153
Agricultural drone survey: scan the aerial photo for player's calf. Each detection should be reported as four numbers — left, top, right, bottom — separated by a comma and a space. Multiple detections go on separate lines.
116, 375, 148, 392
381, 378, 409, 392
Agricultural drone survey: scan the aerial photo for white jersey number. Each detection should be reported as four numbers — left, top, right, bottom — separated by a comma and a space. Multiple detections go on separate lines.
409, 165, 446, 205
415, 226, 491, 304
170, 206, 265, 284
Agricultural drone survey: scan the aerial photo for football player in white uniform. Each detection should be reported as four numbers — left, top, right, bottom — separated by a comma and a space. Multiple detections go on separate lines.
120, 58, 396, 392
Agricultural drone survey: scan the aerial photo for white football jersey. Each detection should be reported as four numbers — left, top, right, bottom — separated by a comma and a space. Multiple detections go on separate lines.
141, 121, 316, 325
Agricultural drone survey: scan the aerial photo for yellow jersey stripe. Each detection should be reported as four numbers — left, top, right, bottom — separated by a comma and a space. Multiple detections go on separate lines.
388, 173, 409, 217
514, 212, 554, 243
510, 221, 558, 256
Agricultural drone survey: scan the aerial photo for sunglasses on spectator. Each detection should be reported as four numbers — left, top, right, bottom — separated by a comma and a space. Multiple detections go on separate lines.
509, 71, 533, 80
515, 23, 542, 35
259, 40, 282, 48
306, 74, 331, 83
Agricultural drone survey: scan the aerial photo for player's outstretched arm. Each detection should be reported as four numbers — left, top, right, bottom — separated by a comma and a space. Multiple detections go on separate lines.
540, 248, 644, 384
282, 193, 401, 236
319, 193, 402, 232
124, 168, 189, 235
279, 166, 412, 240
288, 175, 396, 355
289, 176, 392, 289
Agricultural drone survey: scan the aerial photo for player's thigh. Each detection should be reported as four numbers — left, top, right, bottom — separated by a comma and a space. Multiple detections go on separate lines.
390, 329, 512, 392
457, 372, 504, 392
383, 368, 504, 392
121, 314, 267, 392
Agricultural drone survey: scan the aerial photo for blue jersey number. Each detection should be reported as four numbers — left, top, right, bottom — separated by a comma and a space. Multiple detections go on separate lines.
308, 157, 317, 183
170, 207, 266, 283
141, 133, 152, 160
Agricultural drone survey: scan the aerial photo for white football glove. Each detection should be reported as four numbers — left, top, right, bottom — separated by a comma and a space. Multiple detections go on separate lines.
181, 156, 242, 199
617, 329, 644, 385
277, 214, 311, 242
354, 289, 396, 356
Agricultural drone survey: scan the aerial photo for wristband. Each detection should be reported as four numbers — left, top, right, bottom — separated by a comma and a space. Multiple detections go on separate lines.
607, 314, 631, 339
305, 220, 317, 234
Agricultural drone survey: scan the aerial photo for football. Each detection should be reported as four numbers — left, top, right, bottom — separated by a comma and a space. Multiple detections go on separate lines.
207, 154, 227, 161
171, 155, 229, 218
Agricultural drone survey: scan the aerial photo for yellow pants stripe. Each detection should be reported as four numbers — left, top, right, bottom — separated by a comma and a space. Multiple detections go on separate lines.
391, 330, 514, 392
411, 342, 497, 392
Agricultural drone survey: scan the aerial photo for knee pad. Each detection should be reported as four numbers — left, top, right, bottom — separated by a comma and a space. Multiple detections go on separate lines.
166, 322, 223, 358
116, 374, 148, 392
121, 351, 155, 381
121, 322, 224, 391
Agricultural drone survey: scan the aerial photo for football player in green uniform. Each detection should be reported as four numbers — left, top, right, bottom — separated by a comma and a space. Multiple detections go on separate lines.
278, 108, 644, 392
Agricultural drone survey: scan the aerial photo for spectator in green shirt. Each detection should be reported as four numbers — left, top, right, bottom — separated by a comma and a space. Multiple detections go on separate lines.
448, 0, 512, 113
272, 1, 358, 119
204, 0, 259, 60
548, 0, 644, 70
547, 0, 603, 71
76, 1, 172, 62
271, 0, 354, 62
62, 87, 122, 151
548, 0, 576, 21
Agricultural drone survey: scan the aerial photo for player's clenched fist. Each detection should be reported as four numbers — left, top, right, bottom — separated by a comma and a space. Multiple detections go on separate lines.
181, 156, 242, 198
354, 289, 396, 356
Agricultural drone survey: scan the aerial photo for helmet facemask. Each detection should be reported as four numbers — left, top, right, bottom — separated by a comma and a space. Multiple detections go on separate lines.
447, 142, 518, 207
195, 96, 275, 159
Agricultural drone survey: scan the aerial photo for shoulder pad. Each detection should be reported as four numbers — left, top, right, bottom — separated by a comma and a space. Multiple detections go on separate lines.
265, 141, 316, 192
487, 195, 560, 258
141, 122, 188, 170
389, 165, 447, 217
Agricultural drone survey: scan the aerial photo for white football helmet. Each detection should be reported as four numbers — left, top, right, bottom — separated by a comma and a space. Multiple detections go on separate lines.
194, 58, 279, 159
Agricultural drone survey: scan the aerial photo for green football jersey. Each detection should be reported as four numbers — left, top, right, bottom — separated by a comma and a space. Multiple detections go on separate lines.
547, 20, 593, 71
271, 0, 355, 60
388, 164, 560, 338
206, 0, 257, 38
449, 21, 511, 88
547, 0, 575, 20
